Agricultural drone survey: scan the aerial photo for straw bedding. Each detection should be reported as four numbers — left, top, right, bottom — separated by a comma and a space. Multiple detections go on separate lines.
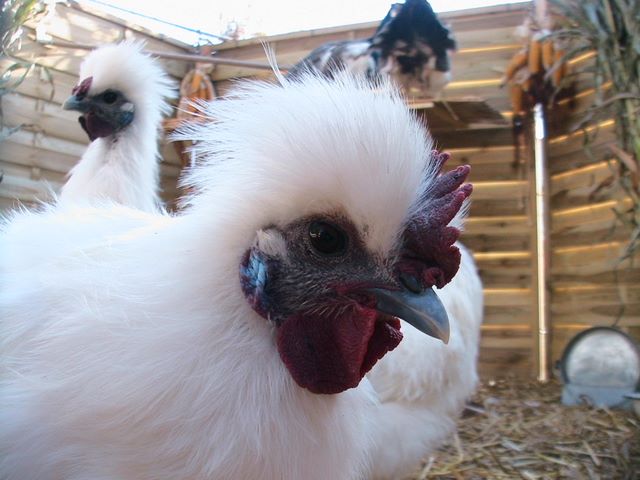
410, 378, 639, 479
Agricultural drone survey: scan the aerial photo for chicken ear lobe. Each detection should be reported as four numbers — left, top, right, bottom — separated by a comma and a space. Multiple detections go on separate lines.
240, 247, 274, 320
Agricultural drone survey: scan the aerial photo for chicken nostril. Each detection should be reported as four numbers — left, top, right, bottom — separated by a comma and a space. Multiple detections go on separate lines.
399, 272, 423, 294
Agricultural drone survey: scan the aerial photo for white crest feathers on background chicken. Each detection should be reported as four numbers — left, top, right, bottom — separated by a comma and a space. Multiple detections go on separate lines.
0, 71, 481, 479
58, 41, 175, 211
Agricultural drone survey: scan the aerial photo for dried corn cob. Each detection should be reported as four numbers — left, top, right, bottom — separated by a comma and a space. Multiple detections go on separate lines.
528, 39, 542, 74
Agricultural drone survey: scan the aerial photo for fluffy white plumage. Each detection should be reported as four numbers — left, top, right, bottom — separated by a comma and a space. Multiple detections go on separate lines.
0, 71, 481, 479
366, 243, 482, 478
58, 42, 175, 212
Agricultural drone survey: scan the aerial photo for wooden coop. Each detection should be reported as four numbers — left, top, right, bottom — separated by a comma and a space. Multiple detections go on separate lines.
1, 0, 639, 382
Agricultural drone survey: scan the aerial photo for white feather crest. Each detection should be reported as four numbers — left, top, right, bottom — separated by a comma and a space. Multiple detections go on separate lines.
78, 40, 176, 117
174, 71, 450, 254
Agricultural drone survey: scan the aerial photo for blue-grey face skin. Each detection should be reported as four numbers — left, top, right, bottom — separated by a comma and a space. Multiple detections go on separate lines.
63, 87, 135, 141
239, 215, 450, 343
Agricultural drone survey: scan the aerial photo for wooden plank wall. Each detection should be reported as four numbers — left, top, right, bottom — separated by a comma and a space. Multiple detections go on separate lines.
0, 2, 190, 211
548, 104, 640, 362
209, 2, 537, 377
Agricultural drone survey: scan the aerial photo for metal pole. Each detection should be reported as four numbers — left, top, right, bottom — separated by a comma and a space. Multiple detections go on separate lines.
533, 103, 551, 382
37, 39, 291, 71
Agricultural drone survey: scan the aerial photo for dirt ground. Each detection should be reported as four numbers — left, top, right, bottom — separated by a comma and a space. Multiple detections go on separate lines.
411, 378, 640, 480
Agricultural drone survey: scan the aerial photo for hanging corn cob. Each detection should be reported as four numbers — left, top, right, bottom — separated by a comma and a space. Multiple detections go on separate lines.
528, 35, 543, 75
551, 47, 567, 87
503, 22, 568, 115
541, 39, 554, 70
510, 83, 525, 114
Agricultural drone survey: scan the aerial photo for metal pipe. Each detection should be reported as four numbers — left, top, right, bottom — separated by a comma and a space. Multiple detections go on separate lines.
533, 103, 551, 382
36, 39, 291, 71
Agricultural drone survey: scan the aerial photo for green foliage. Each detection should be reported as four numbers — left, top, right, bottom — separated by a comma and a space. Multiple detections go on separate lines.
2, 0, 43, 54
0, 0, 46, 141
551, 0, 640, 261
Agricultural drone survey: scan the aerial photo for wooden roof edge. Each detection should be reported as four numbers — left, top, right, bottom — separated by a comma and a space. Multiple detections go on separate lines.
212, 1, 532, 51
66, 0, 195, 52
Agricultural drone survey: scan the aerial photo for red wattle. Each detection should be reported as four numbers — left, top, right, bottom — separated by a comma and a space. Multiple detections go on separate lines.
276, 305, 402, 394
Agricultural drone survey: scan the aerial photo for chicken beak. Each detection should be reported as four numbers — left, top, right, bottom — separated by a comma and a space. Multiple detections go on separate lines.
366, 287, 450, 344
62, 95, 90, 113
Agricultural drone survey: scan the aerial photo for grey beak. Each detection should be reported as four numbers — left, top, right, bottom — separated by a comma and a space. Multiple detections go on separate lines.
62, 95, 90, 112
367, 287, 450, 344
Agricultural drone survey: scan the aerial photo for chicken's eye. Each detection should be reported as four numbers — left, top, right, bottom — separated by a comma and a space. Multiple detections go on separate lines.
102, 90, 119, 104
308, 221, 347, 256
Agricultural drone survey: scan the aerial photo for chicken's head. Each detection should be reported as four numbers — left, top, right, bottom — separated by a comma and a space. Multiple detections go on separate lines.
63, 42, 174, 141
63, 75, 135, 140
240, 156, 470, 394
178, 73, 471, 395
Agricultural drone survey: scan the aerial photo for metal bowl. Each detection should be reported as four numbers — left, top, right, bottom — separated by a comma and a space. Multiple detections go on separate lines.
560, 327, 640, 389
559, 327, 640, 408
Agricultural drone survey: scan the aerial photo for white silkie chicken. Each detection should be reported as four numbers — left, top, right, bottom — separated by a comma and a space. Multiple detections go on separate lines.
0, 71, 481, 479
59, 42, 174, 211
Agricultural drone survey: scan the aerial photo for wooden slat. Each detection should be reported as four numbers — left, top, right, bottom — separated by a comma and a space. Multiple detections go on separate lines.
0, 171, 59, 203
3, 91, 101, 144
484, 305, 532, 324
475, 250, 532, 288
2, 128, 176, 174
553, 284, 640, 311
470, 198, 527, 216
472, 180, 528, 200
433, 126, 514, 149
465, 215, 530, 235
0, 159, 67, 185
552, 313, 640, 328
551, 241, 632, 276
548, 120, 616, 157
481, 336, 532, 350
1, 130, 82, 174
552, 225, 630, 249
484, 288, 532, 307
550, 161, 613, 196
553, 266, 640, 287
478, 347, 532, 377
463, 234, 529, 253
552, 198, 631, 234
480, 272, 531, 289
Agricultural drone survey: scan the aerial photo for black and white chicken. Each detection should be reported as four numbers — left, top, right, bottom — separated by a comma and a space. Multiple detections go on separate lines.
288, 0, 457, 97
59, 42, 174, 211
0, 70, 480, 479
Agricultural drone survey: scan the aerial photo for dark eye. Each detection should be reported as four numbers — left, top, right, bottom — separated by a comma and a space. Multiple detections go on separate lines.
308, 221, 348, 256
102, 90, 118, 104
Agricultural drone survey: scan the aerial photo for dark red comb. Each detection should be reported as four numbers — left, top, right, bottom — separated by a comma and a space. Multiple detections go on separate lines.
72, 76, 93, 99
398, 151, 472, 289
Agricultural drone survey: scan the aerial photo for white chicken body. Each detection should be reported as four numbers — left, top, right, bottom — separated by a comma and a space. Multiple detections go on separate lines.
0, 206, 374, 480
367, 244, 482, 479
59, 43, 174, 212
1, 72, 481, 479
